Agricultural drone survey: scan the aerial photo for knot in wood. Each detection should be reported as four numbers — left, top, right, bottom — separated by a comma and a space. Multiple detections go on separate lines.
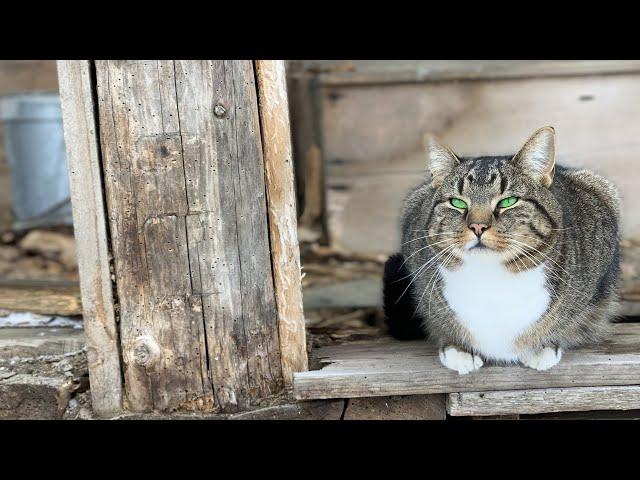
133, 335, 160, 367
214, 104, 227, 118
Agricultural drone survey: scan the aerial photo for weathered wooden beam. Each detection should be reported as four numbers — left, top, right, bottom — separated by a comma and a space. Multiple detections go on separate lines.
294, 323, 640, 400
305, 60, 640, 87
0, 279, 81, 316
447, 385, 640, 417
255, 60, 308, 384
57, 60, 123, 416
94, 60, 286, 413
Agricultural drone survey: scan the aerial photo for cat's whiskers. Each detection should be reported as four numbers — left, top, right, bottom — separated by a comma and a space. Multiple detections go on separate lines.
407, 230, 458, 235
399, 237, 458, 269
504, 232, 563, 256
507, 243, 562, 300
394, 244, 457, 304
394, 240, 457, 282
425, 245, 459, 319
506, 237, 575, 279
504, 246, 525, 275
401, 232, 457, 247
507, 240, 589, 299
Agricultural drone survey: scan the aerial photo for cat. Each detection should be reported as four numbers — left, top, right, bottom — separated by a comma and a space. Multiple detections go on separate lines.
383, 126, 621, 374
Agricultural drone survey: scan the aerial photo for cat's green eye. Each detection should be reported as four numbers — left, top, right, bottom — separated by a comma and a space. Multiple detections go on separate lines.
450, 198, 468, 209
497, 196, 519, 208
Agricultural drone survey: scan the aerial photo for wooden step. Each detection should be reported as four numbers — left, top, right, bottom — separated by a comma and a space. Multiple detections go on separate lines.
293, 322, 640, 401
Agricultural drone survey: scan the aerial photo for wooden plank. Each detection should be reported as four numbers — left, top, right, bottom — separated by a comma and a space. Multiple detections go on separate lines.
0, 327, 84, 360
293, 323, 640, 400
57, 60, 123, 416
447, 386, 640, 417
297, 60, 640, 86
255, 60, 308, 383
0, 279, 81, 316
96, 60, 283, 413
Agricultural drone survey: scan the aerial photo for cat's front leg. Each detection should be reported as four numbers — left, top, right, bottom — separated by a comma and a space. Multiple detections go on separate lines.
519, 346, 563, 371
438, 345, 484, 375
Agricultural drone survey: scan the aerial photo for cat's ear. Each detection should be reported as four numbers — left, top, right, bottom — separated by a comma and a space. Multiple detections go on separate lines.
513, 126, 556, 188
423, 133, 460, 188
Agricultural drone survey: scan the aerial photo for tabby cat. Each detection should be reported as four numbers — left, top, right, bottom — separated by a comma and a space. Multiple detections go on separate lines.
383, 127, 621, 374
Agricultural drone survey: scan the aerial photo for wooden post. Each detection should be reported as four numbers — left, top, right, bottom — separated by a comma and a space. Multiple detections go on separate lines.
255, 60, 308, 384
57, 61, 123, 416
59, 60, 308, 414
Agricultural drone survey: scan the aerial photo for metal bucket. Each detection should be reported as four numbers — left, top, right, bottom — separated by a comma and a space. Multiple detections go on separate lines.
0, 92, 73, 229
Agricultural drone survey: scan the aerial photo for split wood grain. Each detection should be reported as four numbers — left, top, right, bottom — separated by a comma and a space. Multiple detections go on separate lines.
95, 60, 283, 413
57, 60, 124, 416
294, 323, 640, 400
447, 385, 640, 416
255, 60, 308, 383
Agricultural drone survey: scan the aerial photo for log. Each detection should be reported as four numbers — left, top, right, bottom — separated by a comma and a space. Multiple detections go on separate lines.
57, 60, 123, 416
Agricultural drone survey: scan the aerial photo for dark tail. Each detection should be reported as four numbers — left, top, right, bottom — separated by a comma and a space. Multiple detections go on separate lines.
383, 253, 427, 340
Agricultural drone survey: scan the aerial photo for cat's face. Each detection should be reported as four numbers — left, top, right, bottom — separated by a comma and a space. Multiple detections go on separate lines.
423, 127, 562, 267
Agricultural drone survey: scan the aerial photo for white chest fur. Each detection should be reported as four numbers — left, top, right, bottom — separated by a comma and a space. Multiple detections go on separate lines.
440, 250, 551, 362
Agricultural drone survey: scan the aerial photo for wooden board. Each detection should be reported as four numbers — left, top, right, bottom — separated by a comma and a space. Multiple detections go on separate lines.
320, 74, 640, 253
95, 60, 283, 413
0, 279, 81, 316
57, 60, 124, 416
447, 385, 640, 417
0, 327, 85, 360
290, 60, 640, 86
293, 322, 640, 400
255, 60, 308, 383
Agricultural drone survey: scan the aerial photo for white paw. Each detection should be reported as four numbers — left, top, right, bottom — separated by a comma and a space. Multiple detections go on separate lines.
520, 347, 563, 371
439, 346, 484, 375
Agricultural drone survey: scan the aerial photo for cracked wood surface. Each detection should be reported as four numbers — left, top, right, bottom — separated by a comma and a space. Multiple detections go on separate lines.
255, 60, 308, 383
58, 60, 123, 416
95, 60, 282, 412
294, 322, 640, 400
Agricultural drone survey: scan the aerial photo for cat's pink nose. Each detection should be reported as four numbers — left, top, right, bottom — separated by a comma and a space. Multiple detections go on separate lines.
469, 223, 489, 237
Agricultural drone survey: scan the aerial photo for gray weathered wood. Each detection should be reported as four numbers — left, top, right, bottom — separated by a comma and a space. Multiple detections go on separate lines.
293, 323, 640, 400
0, 327, 84, 360
95, 60, 283, 413
447, 385, 640, 416
295, 60, 640, 86
0, 279, 81, 316
255, 60, 308, 383
57, 60, 123, 416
